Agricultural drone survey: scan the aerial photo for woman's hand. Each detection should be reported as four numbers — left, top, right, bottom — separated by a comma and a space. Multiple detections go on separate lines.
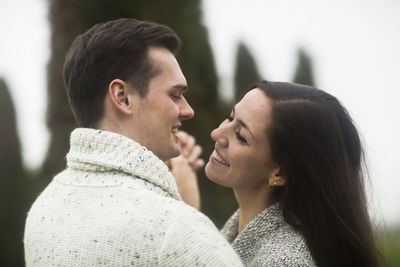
166, 131, 204, 210
177, 131, 204, 171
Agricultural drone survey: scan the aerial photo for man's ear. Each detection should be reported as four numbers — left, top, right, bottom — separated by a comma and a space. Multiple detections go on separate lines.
268, 167, 286, 187
108, 79, 133, 115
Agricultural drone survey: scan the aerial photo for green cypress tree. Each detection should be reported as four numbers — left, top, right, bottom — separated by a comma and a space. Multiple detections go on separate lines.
141, 1, 237, 226
42, 0, 236, 226
293, 48, 315, 87
0, 78, 26, 267
234, 41, 261, 101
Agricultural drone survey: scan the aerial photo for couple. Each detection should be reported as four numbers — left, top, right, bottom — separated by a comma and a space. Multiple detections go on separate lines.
24, 18, 378, 266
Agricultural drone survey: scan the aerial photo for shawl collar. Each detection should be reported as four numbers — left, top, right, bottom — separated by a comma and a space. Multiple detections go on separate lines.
221, 203, 284, 262
66, 128, 180, 200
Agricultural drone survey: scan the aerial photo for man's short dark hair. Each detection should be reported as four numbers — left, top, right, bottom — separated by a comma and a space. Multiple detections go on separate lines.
63, 18, 181, 127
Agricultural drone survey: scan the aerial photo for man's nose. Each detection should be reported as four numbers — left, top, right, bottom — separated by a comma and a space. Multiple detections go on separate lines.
179, 96, 194, 120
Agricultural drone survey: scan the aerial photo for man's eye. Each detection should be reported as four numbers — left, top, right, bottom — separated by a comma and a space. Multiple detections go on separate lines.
171, 94, 181, 100
227, 113, 234, 122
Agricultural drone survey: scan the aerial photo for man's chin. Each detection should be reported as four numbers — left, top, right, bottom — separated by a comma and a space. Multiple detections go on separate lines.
170, 144, 181, 158
160, 144, 181, 162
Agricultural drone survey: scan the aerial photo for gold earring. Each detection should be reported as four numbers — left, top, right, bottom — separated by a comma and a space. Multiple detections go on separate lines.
268, 181, 278, 187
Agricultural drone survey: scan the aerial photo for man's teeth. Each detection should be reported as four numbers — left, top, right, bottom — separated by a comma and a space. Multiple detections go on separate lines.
172, 128, 178, 134
213, 151, 229, 166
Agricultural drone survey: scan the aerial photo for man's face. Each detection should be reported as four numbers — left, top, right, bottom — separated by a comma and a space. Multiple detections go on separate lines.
128, 46, 194, 161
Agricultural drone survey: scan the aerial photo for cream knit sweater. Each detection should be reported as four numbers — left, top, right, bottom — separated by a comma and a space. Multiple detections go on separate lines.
221, 203, 316, 266
24, 128, 242, 266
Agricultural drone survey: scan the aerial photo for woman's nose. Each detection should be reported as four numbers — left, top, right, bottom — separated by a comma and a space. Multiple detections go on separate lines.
211, 125, 228, 147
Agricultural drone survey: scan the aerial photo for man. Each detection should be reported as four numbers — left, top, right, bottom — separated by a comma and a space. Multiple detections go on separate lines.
24, 18, 242, 266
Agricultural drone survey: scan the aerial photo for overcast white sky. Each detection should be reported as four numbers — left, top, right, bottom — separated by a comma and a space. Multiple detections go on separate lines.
0, 0, 399, 226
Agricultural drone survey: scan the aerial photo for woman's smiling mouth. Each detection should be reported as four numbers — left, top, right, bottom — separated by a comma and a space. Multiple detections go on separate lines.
211, 150, 230, 166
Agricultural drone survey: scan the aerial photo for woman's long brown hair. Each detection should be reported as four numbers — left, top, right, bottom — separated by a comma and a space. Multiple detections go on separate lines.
254, 80, 379, 267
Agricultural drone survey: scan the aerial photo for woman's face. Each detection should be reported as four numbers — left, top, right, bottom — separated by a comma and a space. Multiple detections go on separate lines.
205, 88, 276, 190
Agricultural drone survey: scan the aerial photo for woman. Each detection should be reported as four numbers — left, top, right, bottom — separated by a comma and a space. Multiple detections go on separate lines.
173, 80, 379, 266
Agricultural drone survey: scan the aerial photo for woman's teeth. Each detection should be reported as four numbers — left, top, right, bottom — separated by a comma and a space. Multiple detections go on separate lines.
213, 151, 229, 166
171, 128, 178, 134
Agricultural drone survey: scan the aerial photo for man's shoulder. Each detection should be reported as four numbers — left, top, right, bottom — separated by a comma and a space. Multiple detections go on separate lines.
52, 168, 212, 226
135, 187, 215, 227
157, 201, 243, 266
28, 167, 222, 240
25, 173, 243, 266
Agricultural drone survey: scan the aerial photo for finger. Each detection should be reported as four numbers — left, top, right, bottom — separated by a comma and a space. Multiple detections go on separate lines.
182, 135, 196, 157
188, 145, 202, 164
176, 132, 189, 153
191, 159, 205, 171
176, 131, 196, 156
176, 131, 190, 146
170, 155, 187, 166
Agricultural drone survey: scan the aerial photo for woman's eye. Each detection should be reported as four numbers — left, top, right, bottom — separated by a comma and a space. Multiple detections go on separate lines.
235, 132, 247, 144
227, 113, 234, 122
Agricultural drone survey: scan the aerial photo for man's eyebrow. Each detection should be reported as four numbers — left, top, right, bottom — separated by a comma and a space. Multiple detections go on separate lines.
233, 106, 255, 139
173, 84, 188, 93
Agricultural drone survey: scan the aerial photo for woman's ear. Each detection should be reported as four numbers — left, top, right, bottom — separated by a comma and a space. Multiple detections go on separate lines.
268, 167, 286, 187
108, 79, 133, 115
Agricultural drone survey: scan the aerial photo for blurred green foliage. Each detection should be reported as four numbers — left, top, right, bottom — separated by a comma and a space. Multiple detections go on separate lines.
293, 47, 315, 87
377, 228, 400, 266
0, 78, 29, 267
234, 41, 261, 101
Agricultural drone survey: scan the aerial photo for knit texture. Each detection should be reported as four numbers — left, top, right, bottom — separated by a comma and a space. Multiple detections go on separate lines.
24, 128, 243, 266
221, 203, 316, 267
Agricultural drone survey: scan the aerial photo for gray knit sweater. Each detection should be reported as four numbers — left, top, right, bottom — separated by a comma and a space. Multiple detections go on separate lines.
221, 203, 316, 266
24, 128, 243, 266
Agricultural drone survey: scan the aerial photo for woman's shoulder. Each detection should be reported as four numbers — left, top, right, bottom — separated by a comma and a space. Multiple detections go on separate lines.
233, 203, 316, 266
253, 224, 316, 266
253, 250, 316, 267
